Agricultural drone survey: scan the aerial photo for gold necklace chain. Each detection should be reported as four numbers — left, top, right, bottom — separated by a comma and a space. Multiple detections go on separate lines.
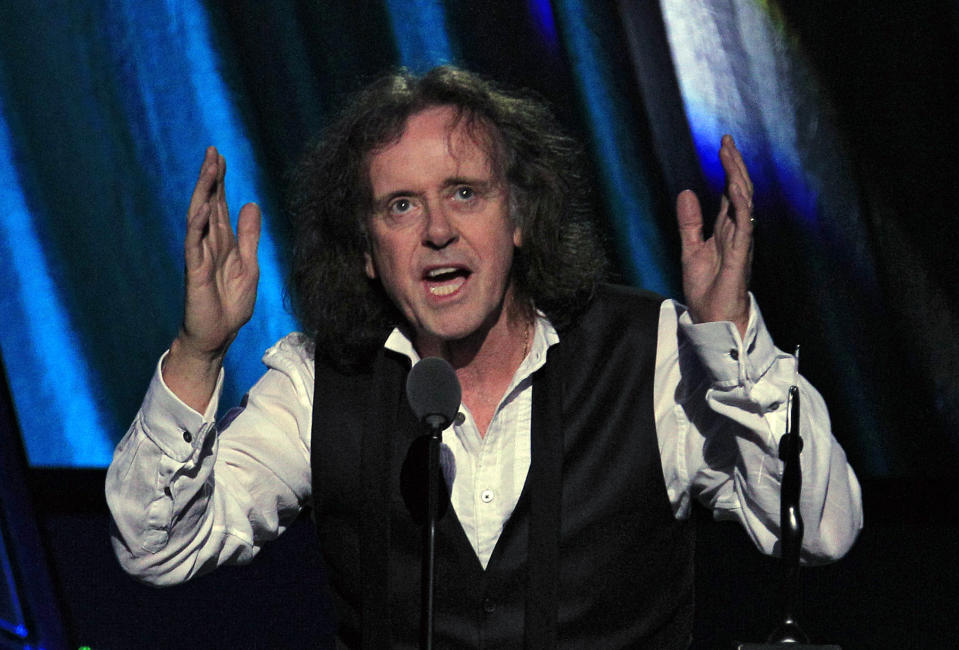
522, 318, 531, 360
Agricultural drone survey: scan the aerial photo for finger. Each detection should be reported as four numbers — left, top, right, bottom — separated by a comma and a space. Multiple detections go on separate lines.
728, 181, 752, 219
676, 189, 705, 250
236, 203, 261, 272
721, 135, 753, 198
728, 182, 755, 251
216, 153, 227, 205
213, 153, 236, 249
713, 184, 750, 248
188, 147, 219, 220
718, 137, 755, 237
185, 202, 211, 270
731, 139, 754, 196
712, 194, 730, 238
205, 153, 237, 254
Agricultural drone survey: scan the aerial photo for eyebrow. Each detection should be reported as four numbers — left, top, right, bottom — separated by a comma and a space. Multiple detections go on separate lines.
444, 177, 498, 194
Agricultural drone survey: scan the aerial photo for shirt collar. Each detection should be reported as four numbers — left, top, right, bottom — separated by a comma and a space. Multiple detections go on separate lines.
384, 312, 559, 379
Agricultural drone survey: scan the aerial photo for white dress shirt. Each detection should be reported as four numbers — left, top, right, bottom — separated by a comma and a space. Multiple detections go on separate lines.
106, 295, 863, 584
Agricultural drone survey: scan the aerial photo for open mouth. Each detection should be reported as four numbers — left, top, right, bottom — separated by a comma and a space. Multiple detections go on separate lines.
423, 266, 471, 296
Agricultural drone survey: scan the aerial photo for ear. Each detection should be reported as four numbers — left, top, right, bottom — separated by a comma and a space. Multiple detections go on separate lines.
363, 251, 377, 279
512, 226, 523, 248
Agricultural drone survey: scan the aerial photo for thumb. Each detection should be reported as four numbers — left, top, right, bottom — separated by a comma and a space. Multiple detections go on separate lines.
236, 202, 261, 268
676, 189, 704, 249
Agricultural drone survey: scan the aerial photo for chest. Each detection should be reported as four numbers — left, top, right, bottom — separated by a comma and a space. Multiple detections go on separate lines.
460, 386, 501, 436
444, 381, 533, 566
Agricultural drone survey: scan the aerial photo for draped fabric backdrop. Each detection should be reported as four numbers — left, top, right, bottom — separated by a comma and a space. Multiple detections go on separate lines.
1, 0, 956, 478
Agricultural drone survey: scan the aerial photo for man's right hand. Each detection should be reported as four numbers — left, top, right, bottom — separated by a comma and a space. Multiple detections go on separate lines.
163, 146, 261, 412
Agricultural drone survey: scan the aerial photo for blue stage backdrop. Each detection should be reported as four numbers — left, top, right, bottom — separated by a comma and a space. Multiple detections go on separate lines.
0, 1, 956, 476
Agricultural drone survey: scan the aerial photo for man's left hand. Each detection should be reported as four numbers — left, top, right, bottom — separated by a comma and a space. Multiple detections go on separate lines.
676, 135, 754, 338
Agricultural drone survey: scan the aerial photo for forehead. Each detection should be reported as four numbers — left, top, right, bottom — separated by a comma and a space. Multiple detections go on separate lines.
367, 106, 498, 193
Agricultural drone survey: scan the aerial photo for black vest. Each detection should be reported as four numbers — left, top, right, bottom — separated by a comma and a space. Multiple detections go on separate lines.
312, 285, 695, 649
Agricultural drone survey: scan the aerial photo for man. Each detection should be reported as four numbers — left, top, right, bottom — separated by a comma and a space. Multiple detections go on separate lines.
107, 67, 862, 648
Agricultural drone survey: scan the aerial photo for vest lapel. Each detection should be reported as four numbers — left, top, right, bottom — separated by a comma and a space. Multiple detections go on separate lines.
525, 337, 566, 648
358, 349, 408, 649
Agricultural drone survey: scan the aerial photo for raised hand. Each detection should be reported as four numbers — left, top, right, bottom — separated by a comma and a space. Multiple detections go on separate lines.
676, 135, 754, 338
164, 147, 260, 411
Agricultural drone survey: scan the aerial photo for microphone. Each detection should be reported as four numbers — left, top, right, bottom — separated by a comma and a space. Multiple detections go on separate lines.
406, 357, 461, 430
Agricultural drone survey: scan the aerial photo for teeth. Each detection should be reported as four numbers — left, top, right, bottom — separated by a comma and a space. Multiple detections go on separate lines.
427, 267, 458, 278
429, 276, 466, 295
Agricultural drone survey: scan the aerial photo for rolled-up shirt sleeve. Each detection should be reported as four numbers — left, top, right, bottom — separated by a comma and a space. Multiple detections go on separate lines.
654, 295, 863, 564
106, 333, 315, 585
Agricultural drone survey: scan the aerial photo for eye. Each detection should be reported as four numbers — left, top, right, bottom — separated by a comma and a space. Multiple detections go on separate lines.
453, 186, 475, 201
388, 197, 413, 214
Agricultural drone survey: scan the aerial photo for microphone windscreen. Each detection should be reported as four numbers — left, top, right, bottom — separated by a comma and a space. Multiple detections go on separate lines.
406, 357, 461, 427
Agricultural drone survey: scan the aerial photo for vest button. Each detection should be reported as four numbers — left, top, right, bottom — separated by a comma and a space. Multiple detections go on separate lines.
482, 597, 496, 614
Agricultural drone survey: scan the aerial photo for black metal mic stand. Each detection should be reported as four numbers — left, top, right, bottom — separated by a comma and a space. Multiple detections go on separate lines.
422, 415, 444, 650
406, 357, 460, 650
739, 348, 841, 649
767, 383, 808, 643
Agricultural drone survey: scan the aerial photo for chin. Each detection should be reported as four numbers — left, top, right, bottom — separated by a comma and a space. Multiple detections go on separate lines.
416, 310, 491, 343
422, 322, 479, 343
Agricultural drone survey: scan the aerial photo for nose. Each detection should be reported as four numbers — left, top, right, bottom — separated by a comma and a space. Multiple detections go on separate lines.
423, 201, 457, 249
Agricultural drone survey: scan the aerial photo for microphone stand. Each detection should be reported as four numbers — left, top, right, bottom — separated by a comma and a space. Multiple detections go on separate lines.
739, 348, 841, 649
406, 357, 462, 650
422, 414, 445, 650
767, 384, 808, 644
405, 356, 460, 650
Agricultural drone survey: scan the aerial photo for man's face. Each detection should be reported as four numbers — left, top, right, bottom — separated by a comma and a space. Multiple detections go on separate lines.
364, 105, 521, 347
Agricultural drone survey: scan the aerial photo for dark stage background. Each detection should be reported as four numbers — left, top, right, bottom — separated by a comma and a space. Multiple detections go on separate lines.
0, 1, 957, 648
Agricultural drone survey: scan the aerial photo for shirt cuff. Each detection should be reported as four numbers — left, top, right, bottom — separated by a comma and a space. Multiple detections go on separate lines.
139, 350, 223, 463
678, 293, 781, 387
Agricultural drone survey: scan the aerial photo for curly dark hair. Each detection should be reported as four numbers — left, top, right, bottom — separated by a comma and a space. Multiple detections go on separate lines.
288, 66, 607, 368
